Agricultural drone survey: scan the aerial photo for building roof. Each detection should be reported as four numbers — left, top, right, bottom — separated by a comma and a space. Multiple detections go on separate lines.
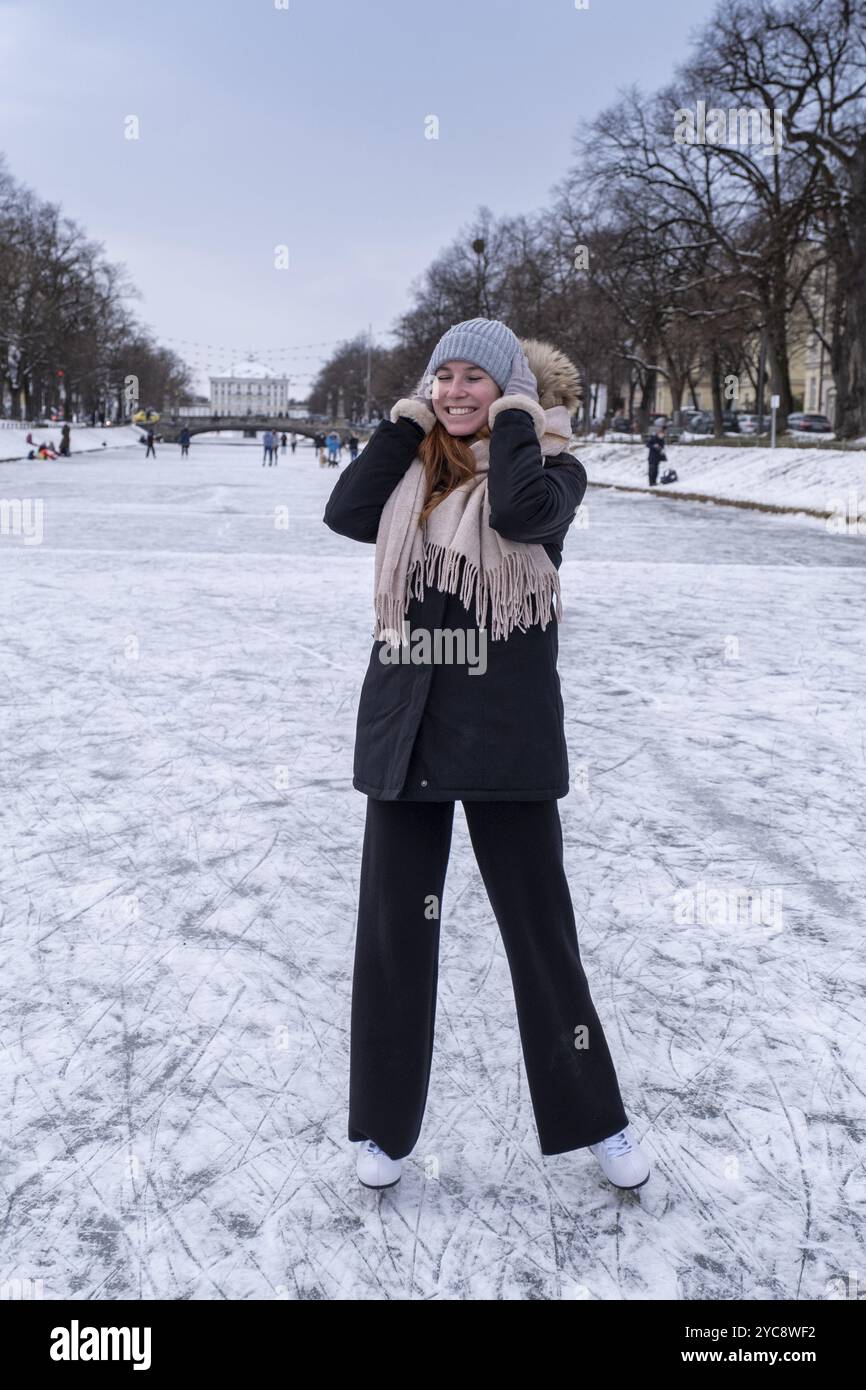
233, 359, 272, 379
209, 359, 291, 389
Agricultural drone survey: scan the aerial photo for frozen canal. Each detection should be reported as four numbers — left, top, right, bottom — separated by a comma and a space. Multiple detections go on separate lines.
1, 435, 864, 1301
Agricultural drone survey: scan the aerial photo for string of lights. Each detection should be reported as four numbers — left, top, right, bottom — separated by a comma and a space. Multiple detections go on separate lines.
163, 335, 364, 352
160, 329, 392, 397
163, 330, 392, 387
162, 329, 388, 360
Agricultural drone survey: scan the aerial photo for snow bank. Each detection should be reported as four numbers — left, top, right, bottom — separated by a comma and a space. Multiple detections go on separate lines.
579, 441, 866, 518
0, 424, 144, 462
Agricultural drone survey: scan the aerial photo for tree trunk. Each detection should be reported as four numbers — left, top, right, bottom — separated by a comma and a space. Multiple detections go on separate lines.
830, 135, 866, 440
636, 368, 656, 434
667, 370, 684, 417
764, 263, 794, 421
711, 351, 724, 435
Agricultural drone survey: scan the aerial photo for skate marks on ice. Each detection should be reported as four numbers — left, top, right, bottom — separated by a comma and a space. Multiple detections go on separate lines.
0, 449, 863, 1299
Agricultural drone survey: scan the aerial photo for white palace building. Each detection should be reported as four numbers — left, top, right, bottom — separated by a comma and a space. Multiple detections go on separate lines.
209, 359, 291, 415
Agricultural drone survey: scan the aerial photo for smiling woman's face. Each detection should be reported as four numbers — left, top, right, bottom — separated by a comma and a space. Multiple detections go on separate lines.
430, 360, 501, 436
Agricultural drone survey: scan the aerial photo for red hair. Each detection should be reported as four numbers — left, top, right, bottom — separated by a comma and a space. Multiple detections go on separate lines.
416, 418, 492, 526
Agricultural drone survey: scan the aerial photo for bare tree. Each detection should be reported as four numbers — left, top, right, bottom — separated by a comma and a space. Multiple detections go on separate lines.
688, 0, 866, 435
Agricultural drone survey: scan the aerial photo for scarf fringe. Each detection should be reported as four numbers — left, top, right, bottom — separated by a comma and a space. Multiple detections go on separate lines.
375, 539, 563, 644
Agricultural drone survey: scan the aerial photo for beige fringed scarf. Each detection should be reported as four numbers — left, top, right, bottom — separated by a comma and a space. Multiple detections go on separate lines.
374, 405, 574, 643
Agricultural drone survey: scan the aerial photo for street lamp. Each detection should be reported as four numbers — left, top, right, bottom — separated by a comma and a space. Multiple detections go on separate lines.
472, 238, 486, 317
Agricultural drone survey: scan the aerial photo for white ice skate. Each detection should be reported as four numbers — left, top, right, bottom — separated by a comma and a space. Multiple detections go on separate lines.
356, 1138, 403, 1189
588, 1125, 651, 1189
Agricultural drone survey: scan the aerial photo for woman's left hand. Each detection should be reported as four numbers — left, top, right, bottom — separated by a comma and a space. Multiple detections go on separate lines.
502, 345, 539, 402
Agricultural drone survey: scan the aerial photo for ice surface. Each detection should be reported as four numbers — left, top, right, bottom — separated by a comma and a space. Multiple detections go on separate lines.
1, 436, 864, 1300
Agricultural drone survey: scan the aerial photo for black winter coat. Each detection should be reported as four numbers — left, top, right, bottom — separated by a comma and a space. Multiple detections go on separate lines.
647, 433, 666, 466
322, 406, 587, 801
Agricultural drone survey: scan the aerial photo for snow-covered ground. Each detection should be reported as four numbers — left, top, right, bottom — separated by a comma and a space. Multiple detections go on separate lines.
580, 440, 866, 520
1, 435, 864, 1300
0, 423, 144, 461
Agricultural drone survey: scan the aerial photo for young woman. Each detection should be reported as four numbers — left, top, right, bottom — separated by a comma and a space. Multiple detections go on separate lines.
323, 318, 650, 1193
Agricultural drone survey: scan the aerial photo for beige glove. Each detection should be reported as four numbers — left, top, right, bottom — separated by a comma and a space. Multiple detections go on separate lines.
390, 370, 436, 435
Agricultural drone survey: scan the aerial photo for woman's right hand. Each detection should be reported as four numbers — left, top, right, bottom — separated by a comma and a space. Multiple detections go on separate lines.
502, 345, 539, 402
410, 368, 437, 403
390, 371, 436, 434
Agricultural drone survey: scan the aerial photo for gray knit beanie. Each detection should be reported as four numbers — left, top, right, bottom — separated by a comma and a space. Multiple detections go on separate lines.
425, 317, 519, 393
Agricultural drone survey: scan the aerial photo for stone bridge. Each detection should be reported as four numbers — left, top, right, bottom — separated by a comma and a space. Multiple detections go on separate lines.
142, 413, 366, 443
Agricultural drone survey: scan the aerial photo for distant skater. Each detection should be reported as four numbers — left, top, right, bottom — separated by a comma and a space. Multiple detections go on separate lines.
647, 423, 666, 487
145, 428, 156, 458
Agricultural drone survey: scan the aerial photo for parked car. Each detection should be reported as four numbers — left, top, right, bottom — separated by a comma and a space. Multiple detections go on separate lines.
679, 408, 705, 431
687, 409, 742, 433
786, 412, 833, 434
647, 415, 683, 443
737, 414, 768, 435
683, 410, 712, 433
611, 415, 634, 433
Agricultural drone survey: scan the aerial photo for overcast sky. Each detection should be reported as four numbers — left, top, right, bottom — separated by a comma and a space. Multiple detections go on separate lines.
1, 0, 720, 394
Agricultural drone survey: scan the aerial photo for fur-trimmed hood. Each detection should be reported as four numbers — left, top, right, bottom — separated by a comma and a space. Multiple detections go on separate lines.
518, 337, 582, 414
511, 337, 582, 456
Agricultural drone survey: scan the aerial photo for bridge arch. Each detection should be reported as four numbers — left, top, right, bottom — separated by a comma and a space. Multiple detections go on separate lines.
140, 415, 370, 443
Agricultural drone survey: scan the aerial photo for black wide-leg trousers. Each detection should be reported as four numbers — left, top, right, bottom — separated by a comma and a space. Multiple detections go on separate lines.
347, 797, 629, 1159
